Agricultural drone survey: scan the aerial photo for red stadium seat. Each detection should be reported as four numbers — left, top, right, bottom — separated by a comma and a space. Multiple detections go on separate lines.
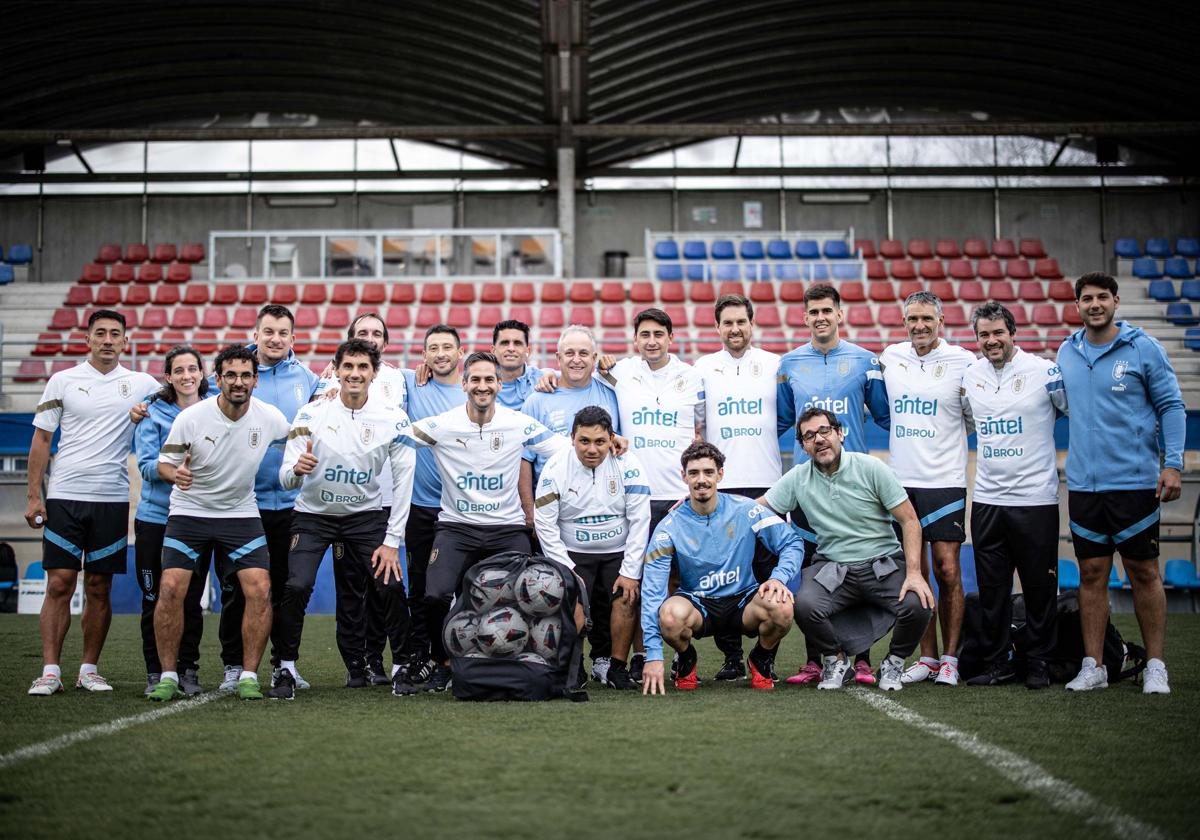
508, 306, 534, 325
232, 307, 257, 329
1045, 327, 1071, 346
840, 282, 866, 303
538, 306, 564, 328
141, 308, 168, 330
65, 286, 93, 306
879, 240, 904, 259
540, 282, 566, 303
192, 331, 219, 354
152, 244, 177, 264
950, 328, 978, 352
271, 284, 298, 305
855, 328, 883, 352
294, 309, 319, 330
1034, 258, 1063, 280
170, 309, 197, 330
1009, 304, 1030, 326
928, 280, 956, 302
15, 359, 48, 383
317, 331, 342, 354
1033, 304, 1060, 326
877, 305, 904, 327
942, 305, 968, 327
384, 308, 411, 330
242, 284, 268, 305
958, 281, 986, 302
600, 282, 626, 303
109, 263, 134, 284
1017, 281, 1047, 302
601, 331, 629, 354
652, 283, 681, 304
165, 263, 191, 284
1019, 238, 1047, 259
1016, 332, 1046, 352
854, 239, 877, 259
183, 285, 209, 305
142, 357, 166, 379
569, 282, 596, 303
868, 281, 896, 302
389, 284, 415, 305
907, 239, 933, 259
80, 263, 106, 284
179, 243, 205, 264
977, 259, 1003, 280
629, 282, 655, 303
293, 333, 313, 355
301, 284, 328, 305
987, 281, 1017, 301
1005, 259, 1033, 280
201, 308, 228, 329
136, 263, 163, 284
95, 286, 122, 307
211, 284, 238, 305
748, 282, 776, 303
1062, 305, 1083, 326
568, 306, 596, 327
889, 260, 916, 281
963, 239, 990, 259
694, 332, 722, 354
446, 306, 472, 328
935, 240, 961, 259
755, 305, 781, 327
96, 243, 122, 264
359, 283, 385, 305
415, 306, 442, 328
948, 259, 975, 280
847, 305, 874, 327
897, 280, 923, 301
919, 259, 946, 281
717, 281, 745, 299
1047, 281, 1074, 302
785, 306, 807, 328
324, 307, 350, 329
307, 359, 325, 374
510, 283, 535, 303
779, 282, 805, 303
51, 308, 79, 330
125, 286, 150, 306
689, 283, 716, 303
865, 260, 888, 280
327, 284, 355, 304
63, 332, 88, 355
125, 243, 149, 263
885, 327, 908, 343
991, 239, 1016, 259
33, 332, 60, 356
474, 305, 501, 327
479, 283, 506, 304
420, 283, 446, 305
759, 330, 788, 353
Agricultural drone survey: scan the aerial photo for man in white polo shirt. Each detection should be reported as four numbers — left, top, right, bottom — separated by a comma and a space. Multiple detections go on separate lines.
26, 309, 159, 696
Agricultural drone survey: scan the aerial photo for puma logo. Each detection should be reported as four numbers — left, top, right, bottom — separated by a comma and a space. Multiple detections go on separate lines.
326, 425, 339, 434
77, 386, 92, 395
454, 438, 469, 447
203, 435, 218, 445
567, 488, 579, 496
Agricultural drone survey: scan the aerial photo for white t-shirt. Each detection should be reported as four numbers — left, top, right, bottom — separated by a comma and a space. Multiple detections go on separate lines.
409, 404, 568, 527
159, 397, 290, 518
693, 346, 782, 489
33, 361, 159, 502
962, 349, 1066, 506
879, 339, 975, 488
280, 396, 416, 547
603, 355, 705, 501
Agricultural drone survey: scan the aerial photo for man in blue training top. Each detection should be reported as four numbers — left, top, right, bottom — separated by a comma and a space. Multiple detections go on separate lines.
1056, 272, 1184, 695
640, 442, 802, 695
493, 319, 543, 409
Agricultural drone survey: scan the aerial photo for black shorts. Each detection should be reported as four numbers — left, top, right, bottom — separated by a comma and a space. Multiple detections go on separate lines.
679, 589, 757, 640
42, 499, 129, 574
569, 550, 623, 602
427, 521, 531, 600
161, 516, 271, 574
906, 487, 968, 544
1068, 489, 1160, 560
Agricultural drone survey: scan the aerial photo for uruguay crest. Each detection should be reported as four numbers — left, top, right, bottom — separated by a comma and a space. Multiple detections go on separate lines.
118, 380, 132, 398
608, 478, 619, 496
248, 427, 262, 448
361, 424, 374, 445
490, 432, 504, 452
1113, 360, 1129, 381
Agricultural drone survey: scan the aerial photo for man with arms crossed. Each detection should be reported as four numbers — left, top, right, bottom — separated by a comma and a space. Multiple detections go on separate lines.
534, 406, 650, 690
1057, 272, 1183, 694
880, 291, 975, 686
962, 303, 1065, 689
27, 310, 158, 695
148, 345, 291, 700
766, 409, 934, 690
641, 442, 802, 694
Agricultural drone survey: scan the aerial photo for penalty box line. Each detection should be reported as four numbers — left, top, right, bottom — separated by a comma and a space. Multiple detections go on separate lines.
851, 689, 1167, 840
0, 692, 222, 771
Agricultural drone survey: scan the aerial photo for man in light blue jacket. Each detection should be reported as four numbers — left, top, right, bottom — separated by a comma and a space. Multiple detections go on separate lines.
1056, 272, 1184, 695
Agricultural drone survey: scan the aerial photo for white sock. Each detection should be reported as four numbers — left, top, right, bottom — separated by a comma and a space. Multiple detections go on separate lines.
161, 670, 179, 684
1148, 657, 1165, 669
79, 663, 98, 676
940, 655, 958, 666
391, 664, 402, 678
919, 656, 938, 667
282, 660, 299, 678
1081, 656, 1097, 669
239, 670, 257, 682
43, 664, 62, 679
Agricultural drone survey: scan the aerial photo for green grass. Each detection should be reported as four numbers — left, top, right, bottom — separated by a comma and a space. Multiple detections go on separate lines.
1, 613, 1196, 840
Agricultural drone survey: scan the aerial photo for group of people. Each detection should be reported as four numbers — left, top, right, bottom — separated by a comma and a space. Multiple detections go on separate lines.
24, 269, 1183, 700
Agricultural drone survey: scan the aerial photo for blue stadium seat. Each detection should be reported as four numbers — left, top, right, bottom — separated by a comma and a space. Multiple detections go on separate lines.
1145, 238, 1172, 258
715, 263, 740, 281
794, 240, 820, 259
0, 264, 13, 285
774, 263, 801, 280
1180, 279, 1200, 300
686, 264, 707, 281
806, 263, 830, 281
740, 240, 765, 260
832, 263, 862, 281
1164, 257, 1193, 279
654, 240, 679, 260
656, 263, 683, 281
766, 239, 792, 259
1165, 303, 1198, 325
823, 240, 851, 259
1058, 558, 1080, 590
1185, 328, 1200, 351
1164, 559, 1200, 589
24, 560, 45, 580
711, 240, 735, 260
1177, 238, 1200, 258
1114, 238, 1141, 259
7, 244, 32, 264
1147, 280, 1179, 301
1132, 257, 1162, 279
682, 241, 707, 260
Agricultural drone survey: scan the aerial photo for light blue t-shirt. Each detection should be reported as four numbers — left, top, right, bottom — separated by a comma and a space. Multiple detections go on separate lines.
520, 378, 621, 477
402, 369, 466, 508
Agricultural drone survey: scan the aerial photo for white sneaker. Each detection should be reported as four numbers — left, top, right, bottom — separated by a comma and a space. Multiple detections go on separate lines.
1065, 657, 1108, 691
590, 656, 611, 684
291, 668, 311, 690
934, 660, 960, 687
817, 656, 851, 690
76, 672, 114, 692
901, 659, 937, 684
218, 665, 241, 694
879, 655, 905, 692
29, 674, 64, 696
1142, 659, 1170, 695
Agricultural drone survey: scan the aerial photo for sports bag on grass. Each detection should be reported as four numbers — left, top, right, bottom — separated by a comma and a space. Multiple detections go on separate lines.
446, 551, 589, 702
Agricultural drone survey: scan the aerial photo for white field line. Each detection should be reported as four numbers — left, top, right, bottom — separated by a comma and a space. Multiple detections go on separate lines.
852, 689, 1167, 840
0, 692, 221, 770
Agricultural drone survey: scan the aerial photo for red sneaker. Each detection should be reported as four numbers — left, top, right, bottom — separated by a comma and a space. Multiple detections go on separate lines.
853, 660, 877, 686
673, 665, 699, 690
785, 661, 822, 685
749, 660, 775, 690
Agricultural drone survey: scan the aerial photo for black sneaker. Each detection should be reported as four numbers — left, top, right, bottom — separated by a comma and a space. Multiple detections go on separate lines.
346, 668, 369, 688
1025, 659, 1050, 690
407, 656, 435, 684
268, 668, 296, 700
392, 666, 419, 697
424, 664, 452, 692
366, 660, 391, 686
603, 660, 637, 690
966, 661, 1017, 687
179, 668, 203, 696
629, 653, 646, 684
714, 655, 746, 681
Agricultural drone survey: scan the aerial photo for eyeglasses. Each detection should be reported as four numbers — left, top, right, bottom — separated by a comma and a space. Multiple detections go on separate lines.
800, 425, 838, 443
220, 372, 256, 383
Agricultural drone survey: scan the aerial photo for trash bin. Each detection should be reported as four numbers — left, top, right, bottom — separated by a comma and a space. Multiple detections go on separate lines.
603, 250, 629, 278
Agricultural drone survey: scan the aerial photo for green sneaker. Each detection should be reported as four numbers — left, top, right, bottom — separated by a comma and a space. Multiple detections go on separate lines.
237, 677, 263, 700
146, 677, 183, 702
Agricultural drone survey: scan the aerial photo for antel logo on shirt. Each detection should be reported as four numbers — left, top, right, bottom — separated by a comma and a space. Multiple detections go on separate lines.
456, 471, 504, 491
632, 407, 678, 426
804, 395, 849, 414
717, 397, 763, 416
977, 415, 1023, 437
698, 568, 739, 591
893, 394, 938, 415
324, 465, 374, 485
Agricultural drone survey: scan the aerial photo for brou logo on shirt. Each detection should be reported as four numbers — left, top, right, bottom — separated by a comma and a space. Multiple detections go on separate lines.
456, 471, 503, 491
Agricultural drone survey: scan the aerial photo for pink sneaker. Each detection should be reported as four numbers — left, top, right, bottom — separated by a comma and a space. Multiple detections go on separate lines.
785, 661, 823, 685
853, 661, 877, 686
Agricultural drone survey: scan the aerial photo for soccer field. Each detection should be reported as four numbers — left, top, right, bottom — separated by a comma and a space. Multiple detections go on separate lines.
1, 614, 1195, 840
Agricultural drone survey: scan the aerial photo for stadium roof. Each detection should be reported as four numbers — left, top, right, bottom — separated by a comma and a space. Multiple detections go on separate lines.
2, 0, 1199, 178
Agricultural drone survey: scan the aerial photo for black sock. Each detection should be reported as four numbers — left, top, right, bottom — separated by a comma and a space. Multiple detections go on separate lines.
749, 642, 775, 673
677, 644, 697, 675
609, 657, 627, 671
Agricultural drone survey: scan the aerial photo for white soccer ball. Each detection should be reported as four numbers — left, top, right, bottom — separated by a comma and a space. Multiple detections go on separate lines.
515, 563, 567, 617
527, 615, 563, 661
443, 612, 479, 658
476, 606, 530, 657
469, 567, 516, 612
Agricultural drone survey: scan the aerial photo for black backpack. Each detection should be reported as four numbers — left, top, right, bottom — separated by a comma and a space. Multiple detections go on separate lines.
447, 551, 590, 702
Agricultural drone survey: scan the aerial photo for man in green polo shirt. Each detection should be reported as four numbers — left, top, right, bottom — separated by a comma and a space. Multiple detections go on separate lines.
760, 407, 934, 691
